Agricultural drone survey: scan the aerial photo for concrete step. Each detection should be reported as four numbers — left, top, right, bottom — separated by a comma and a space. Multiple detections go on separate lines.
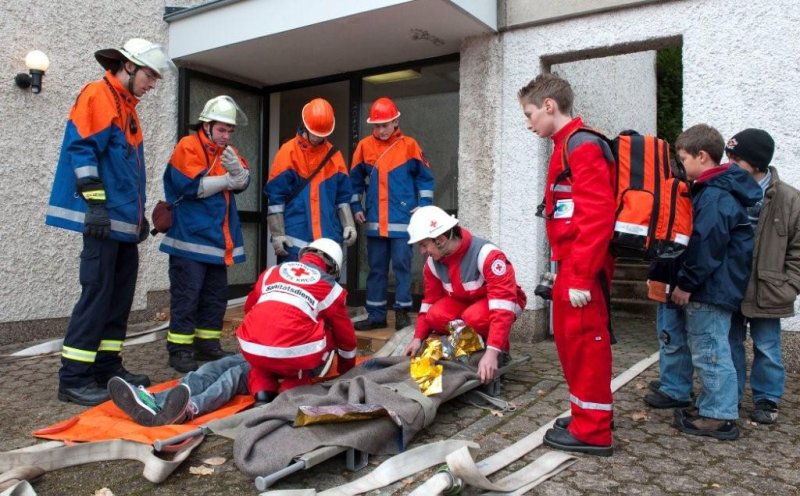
611, 297, 657, 319
614, 262, 650, 281
612, 279, 649, 300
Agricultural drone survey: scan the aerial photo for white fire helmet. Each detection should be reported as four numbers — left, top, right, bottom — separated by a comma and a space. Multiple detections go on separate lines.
95, 38, 176, 78
198, 95, 248, 126
407, 206, 458, 244
300, 238, 343, 277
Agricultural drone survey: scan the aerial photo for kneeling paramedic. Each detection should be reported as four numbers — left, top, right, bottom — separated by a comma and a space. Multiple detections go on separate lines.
160, 96, 250, 373
236, 239, 358, 404
402, 206, 527, 385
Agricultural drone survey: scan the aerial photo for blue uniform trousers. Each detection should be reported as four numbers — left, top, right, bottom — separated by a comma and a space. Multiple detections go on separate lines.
166, 256, 228, 354
365, 236, 413, 322
59, 236, 139, 388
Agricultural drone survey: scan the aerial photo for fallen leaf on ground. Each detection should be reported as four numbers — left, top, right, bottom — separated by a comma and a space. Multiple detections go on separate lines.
536, 389, 546, 396
634, 382, 646, 390
631, 411, 649, 422
94, 489, 114, 496
203, 457, 226, 466
403, 478, 415, 485
189, 465, 214, 476
491, 410, 504, 417
711, 483, 721, 488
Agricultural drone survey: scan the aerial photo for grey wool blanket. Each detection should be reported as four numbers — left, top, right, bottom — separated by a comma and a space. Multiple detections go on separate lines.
232, 355, 480, 478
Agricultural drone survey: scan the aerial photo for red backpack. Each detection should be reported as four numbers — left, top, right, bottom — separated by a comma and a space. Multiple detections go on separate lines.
560, 128, 693, 260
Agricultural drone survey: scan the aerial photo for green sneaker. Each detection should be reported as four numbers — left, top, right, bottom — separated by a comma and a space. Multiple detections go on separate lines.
108, 377, 161, 426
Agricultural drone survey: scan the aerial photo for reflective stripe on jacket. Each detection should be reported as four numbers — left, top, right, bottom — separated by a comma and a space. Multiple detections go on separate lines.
237, 254, 357, 372
159, 130, 249, 266
349, 129, 434, 238
265, 131, 352, 245
46, 71, 145, 242
415, 229, 527, 350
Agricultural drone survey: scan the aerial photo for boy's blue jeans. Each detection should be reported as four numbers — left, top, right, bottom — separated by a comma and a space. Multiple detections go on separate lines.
655, 303, 693, 402
684, 302, 738, 420
729, 313, 784, 406
155, 354, 250, 416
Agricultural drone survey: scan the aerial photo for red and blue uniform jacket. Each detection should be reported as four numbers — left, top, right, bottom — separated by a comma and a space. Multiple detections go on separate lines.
159, 130, 250, 266
265, 130, 352, 248
349, 129, 434, 238
237, 253, 357, 373
46, 71, 146, 243
546, 117, 616, 295
415, 229, 527, 351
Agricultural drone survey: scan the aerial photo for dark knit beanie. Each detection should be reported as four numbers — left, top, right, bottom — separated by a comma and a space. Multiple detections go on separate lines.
725, 128, 774, 172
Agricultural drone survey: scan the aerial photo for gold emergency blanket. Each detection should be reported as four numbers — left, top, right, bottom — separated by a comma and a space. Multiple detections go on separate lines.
294, 404, 403, 427
410, 320, 485, 396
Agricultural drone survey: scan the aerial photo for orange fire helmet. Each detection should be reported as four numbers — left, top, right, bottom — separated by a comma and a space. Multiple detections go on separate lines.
302, 98, 335, 137
366, 97, 401, 124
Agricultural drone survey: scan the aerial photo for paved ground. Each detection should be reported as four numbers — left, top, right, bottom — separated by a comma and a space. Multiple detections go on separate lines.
1, 310, 798, 495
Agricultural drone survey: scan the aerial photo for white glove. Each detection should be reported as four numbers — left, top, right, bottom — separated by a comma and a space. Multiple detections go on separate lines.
272, 235, 292, 256
342, 226, 357, 246
568, 288, 591, 308
222, 146, 245, 175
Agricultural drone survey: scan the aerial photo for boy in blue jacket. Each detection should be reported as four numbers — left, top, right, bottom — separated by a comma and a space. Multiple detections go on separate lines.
663, 124, 761, 440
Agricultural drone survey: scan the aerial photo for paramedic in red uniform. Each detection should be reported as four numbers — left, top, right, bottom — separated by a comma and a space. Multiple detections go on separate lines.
160, 96, 251, 373
45, 38, 174, 406
236, 238, 357, 404
350, 97, 435, 331
401, 206, 527, 385
519, 73, 616, 456
265, 98, 356, 262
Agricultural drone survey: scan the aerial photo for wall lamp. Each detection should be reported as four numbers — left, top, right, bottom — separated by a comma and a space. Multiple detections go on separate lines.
15, 50, 50, 94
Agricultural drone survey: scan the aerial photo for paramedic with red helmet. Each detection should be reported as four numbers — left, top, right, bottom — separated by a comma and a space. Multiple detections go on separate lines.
265, 98, 356, 262
237, 238, 357, 404
402, 206, 527, 384
350, 97, 435, 331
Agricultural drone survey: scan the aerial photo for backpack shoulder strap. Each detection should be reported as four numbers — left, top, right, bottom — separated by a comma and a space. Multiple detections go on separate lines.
559, 126, 613, 179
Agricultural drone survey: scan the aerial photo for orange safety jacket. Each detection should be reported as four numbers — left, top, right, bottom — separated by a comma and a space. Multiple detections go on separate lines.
159, 130, 249, 266
46, 71, 145, 242
265, 130, 352, 248
349, 128, 434, 238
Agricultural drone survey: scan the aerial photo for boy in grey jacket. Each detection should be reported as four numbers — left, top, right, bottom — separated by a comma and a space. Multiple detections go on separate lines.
727, 129, 800, 424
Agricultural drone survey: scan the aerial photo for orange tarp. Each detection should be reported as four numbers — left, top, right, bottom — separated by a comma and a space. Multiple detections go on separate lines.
34, 380, 253, 445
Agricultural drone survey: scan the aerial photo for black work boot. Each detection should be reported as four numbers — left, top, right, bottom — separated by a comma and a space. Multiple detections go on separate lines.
194, 345, 235, 362
543, 427, 613, 457
58, 383, 110, 406
394, 310, 411, 330
354, 319, 387, 331
644, 389, 692, 409
169, 349, 198, 373
96, 367, 151, 388
253, 391, 278, 407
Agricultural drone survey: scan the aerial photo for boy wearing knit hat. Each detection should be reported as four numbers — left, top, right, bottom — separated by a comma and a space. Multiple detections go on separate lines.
726, 128, 800, 424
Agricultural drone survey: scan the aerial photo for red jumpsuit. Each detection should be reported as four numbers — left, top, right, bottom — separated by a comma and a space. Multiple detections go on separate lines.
415, 229, 527, 352
546, 117, 616, 446
236, 253, 357, 394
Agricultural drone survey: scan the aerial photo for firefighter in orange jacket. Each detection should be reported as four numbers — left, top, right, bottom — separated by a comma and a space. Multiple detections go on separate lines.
161, 96, 251, 373
350, 97, 435, 331
519, 74, 616, 456
265, 98, 356, 262
236, 239, 357, 403
402, 206, 527, 385
46, 38, 174, 406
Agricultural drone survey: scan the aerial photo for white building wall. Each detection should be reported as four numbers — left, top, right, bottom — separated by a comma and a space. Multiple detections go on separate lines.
0, 1, 208, 326
460, 0, 800, 331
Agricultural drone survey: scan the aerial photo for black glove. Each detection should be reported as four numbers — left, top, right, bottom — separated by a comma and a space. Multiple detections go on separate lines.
138, 218, 150, 243
84, 204, 111, 240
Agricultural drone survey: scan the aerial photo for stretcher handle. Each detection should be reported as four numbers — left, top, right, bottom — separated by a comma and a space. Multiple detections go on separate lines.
153, 426, 209, 452
255, 460, 306, 491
